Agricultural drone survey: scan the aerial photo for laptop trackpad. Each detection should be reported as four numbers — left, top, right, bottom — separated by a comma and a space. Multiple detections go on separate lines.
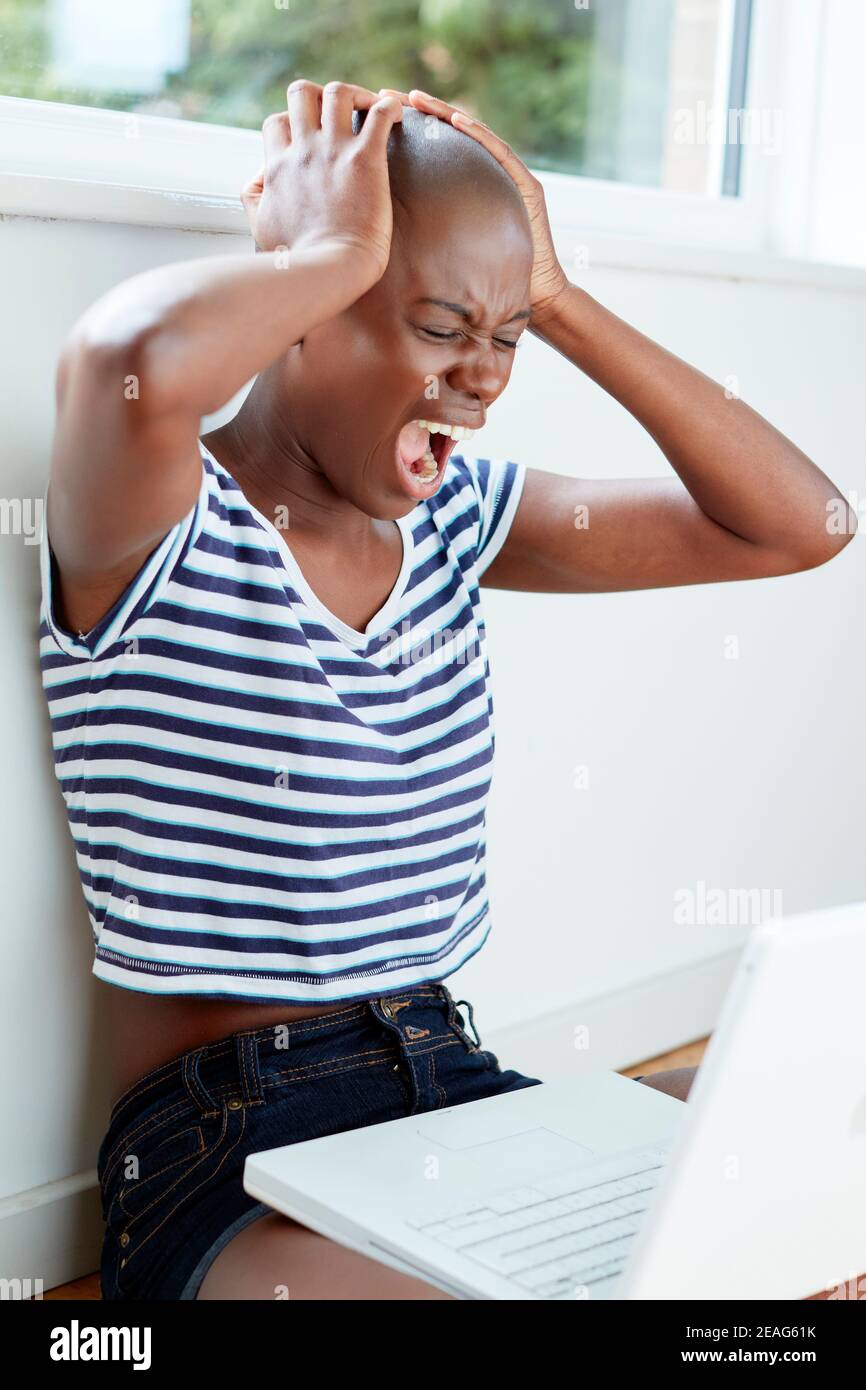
418, 1115, 593, 1166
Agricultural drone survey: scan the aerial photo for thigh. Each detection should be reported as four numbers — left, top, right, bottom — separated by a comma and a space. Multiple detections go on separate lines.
197, 1211, 454, 1301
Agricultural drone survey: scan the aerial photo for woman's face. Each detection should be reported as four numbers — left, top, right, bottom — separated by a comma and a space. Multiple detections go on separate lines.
282, 193, 533, 519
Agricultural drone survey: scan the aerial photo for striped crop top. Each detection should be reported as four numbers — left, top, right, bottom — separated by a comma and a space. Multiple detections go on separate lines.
38, 441, 526, 1001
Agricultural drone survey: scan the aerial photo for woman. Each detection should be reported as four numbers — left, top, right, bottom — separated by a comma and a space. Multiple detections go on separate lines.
39, 82, 854, 1301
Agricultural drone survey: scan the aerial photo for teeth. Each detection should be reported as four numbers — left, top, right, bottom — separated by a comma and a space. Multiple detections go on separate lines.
415, 419, 476, 441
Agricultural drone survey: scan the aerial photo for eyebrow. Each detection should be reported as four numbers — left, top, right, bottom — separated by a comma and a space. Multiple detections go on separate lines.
415, 298, 531, 325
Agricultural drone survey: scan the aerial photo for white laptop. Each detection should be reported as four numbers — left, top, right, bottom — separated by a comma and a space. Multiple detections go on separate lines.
244, 902, 866, 1300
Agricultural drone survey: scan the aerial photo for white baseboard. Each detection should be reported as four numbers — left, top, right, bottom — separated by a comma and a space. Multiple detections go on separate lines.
483, 948, 742, 1082
0, 1170, 102, 1295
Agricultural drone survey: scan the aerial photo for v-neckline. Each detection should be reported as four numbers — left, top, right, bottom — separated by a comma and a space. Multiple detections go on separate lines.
200, 442, 415, 649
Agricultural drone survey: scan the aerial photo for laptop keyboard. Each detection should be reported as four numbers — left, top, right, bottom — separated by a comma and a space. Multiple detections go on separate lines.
407, 1143, 671, 1299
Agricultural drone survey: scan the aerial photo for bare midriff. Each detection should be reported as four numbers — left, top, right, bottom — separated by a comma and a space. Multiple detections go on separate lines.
103, 983, 376, 1110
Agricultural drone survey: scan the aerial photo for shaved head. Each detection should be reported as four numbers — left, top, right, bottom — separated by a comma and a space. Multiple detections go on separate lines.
354, 104, 528, 229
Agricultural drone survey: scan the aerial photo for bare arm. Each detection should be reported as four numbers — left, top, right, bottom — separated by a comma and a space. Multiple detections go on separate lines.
484, 284, 856, 593
49, 81, 403, 634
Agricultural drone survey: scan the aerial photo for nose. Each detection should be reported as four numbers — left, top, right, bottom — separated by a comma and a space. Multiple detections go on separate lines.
444, 342, 511, 410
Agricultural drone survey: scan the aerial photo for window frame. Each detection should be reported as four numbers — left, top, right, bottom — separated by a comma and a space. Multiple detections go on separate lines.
0, 0, 832, 267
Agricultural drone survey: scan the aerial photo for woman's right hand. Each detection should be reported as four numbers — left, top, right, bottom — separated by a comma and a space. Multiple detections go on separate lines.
242, 81, 404, 288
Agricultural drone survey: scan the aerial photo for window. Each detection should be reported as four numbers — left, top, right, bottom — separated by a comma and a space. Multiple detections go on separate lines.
3, 0, 752, 194
0, 0, 826, 265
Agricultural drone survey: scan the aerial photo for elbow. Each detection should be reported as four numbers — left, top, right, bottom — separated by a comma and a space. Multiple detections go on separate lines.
57, 310, 180, 419
781, 492, 858, 574
816, 488, 858, 564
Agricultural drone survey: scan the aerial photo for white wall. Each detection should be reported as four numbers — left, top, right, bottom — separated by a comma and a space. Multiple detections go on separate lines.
468, 259, 866, 1038
1, 210, 864, 1283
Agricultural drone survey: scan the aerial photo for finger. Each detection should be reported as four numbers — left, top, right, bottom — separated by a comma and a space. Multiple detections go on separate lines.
261, 112, 290, 162
321, 80, 381, 134
286, 78, 322, 136
450, 108, 518, 171
356, 94, 404, 155
241, 166, 264, 207
407, 88, 460, 121
409, 87, 526, 185
378, 87, 411, 105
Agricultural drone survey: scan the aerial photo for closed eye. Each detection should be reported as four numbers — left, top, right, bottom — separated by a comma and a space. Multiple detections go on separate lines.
420, 327, 520, 350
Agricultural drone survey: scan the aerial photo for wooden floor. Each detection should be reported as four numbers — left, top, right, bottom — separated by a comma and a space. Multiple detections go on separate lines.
43, 1037, 707, 1300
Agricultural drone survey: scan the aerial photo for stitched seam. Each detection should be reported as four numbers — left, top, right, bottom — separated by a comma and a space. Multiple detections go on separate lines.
429, 1052, 448, 1108
264, 1053, 399, 1088
402, 1034, 461, 1050
118, 1128, 205, 1218
103, 1097, 201, 1190
404, 1038, 464, 1059
105, 1036, 447, 1184
108, 992, 445, 1120
109, 1049, 400, 1169
228, 1002, 369, 1045
226, 1002, 378, 1048
394, 1059, 414, 1108
239, 1038, 250, 1104
108, 1002, 375, 1122
125, 1104, 248, 1275
107, 1044, 235, 1126
263, 1043, 394, 1083
197, 1060, 395, 1098
120, 1108, 228, 1229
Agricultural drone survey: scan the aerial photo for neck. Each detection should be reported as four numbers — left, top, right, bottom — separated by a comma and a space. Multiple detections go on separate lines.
204, 372, 380, 553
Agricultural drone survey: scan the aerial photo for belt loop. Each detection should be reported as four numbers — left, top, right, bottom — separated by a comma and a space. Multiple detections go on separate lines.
454, 998, 482, 1049
182, 1048, 220, 1114
236, 1032, 264, 1106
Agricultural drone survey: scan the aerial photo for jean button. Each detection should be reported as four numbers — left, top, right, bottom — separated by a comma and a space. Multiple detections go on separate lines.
381, 1000, 394, 1019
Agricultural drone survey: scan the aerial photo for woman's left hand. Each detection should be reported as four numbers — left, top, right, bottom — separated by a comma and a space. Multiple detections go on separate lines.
380, 87, 571, 323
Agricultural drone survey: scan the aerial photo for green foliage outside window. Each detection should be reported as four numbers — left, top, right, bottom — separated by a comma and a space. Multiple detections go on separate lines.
0, 0, 611, 177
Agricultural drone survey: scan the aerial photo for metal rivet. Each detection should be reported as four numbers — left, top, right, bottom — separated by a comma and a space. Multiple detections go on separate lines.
119, 1233, 130, 1248
228, 1099, 243, 1110
381, 1002, 394, 1019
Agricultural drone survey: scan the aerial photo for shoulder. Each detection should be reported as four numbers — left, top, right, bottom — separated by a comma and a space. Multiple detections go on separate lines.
425, 452, 527, 578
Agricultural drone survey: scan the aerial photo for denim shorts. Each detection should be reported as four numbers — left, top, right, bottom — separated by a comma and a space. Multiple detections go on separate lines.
96, 982, 544, 1300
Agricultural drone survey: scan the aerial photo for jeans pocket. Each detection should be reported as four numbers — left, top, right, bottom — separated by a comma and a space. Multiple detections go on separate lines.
116, 1123, 207, 1222
104, 1099, 244, 1299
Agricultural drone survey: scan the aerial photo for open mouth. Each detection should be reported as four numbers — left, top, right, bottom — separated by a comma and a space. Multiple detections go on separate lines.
395, 419, 477, 498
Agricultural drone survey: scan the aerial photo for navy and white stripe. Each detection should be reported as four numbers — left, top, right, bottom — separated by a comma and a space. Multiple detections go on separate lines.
38, 441, 525, 1001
